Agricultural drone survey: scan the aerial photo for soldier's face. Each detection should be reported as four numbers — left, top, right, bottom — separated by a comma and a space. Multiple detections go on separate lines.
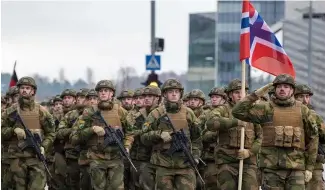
230, 90, 242, 103
122, 97, 133, 106
77, 96, 86, 105
54, 101, 63, 112
165, 89, 181, 102
134, 96, 144, 107
295, 94, 311, 105
63, 96, 75, 106
275, 84, 293, 99
19, 85, 35, 97
210, 95, 225, 106
87, 96, 98, 105
189, 98, 203, 108
98, 88, 113, 101
144, 95, 158, 106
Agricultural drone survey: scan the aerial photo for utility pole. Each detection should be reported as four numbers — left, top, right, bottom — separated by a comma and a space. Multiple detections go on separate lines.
151, 0, 156, 75
307, 0, 313, 86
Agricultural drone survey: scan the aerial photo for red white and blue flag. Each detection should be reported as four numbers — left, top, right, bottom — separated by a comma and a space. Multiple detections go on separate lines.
240, 0, 296, 77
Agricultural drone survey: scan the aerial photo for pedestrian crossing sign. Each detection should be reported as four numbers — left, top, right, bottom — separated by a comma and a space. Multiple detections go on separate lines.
146, 55, 161, 71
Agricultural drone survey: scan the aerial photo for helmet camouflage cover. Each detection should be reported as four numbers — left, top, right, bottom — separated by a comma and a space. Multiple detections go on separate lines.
295, 84, 313, 96
182, 92, 190, 101
60, 89, 77, 98
16, 76, 37, 90
161, 79, 184, 93
133, 88, 144, 97
227, 79, 249, 93
77, 88, 89, 97
117, 90, 134, 100
95, 80, 115, 92
86, 89, 98, 98
208, 87, 227, 99
188, 89, 205, 102
142, 85, 161, 96
273, 74, 295, 87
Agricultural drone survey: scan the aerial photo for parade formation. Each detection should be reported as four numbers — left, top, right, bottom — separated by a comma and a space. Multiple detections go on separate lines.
1, 73, 324, 190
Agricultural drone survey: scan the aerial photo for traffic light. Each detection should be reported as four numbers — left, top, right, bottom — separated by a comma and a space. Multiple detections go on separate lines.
141, 72, 162, 87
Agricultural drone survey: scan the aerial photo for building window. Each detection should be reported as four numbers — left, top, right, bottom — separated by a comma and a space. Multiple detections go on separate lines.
217, 23, 240, 32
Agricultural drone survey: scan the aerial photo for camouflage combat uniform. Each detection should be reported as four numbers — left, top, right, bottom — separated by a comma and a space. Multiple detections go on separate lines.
70, 80, 134, 190
232, 74, 319, 190
295, 84, 325, 190
127, 85, 161, 190
118, 89, 134, 111
57, 89, 88, 190
206, 80, 261, 190
141, 79, 202, 190
1, 77, 56, 190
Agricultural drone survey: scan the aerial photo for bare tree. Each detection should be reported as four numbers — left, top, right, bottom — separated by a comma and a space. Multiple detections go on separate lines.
116, 67, 137, 93
86, 67, 94, 88
59, 68, 65, 83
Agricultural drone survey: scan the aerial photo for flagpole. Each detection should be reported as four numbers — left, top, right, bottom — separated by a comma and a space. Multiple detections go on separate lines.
238, 60, 246, 190
13, 61, 17, 71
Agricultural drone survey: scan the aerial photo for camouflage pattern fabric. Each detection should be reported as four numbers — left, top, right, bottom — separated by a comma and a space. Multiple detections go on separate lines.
262, 169, 305, 190
306, 170, 325, 190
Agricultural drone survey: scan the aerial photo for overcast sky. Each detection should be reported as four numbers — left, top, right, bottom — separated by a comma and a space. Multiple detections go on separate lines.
1, 0, 216, 82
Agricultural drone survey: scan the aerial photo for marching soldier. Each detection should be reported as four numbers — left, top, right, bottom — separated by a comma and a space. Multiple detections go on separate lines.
1, 76, 56, 190
187, 89, 206, 118
132, 88, 145, 111
117, 89, 134, 111
86, 89, 98, 106
206, 79, 262, 190
182, 92, 190, 107
70, 80, 134, 190
57, 88, 88, 190
127, 85, 161, 190
295, 84, 325, 190
232, 74, 319, 189
141, 79, 202, 190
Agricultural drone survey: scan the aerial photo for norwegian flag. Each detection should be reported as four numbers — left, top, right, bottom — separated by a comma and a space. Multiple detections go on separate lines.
240, 0, 296, 77
9, 61, 18, 88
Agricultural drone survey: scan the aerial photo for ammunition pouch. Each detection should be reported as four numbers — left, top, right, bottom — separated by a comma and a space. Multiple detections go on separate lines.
262, 126, 304, 149
219, 127, 255, 149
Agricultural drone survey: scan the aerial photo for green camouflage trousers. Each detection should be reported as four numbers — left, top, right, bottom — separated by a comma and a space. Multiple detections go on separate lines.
2, 160, 14, 190
51, 152, 68, 190
88, 159, 124, 190
261, 168, 305, 190
197, 161, 218, 190
9, 158, 46, 190
217, 163, 259, 190
306, 170, 325, 190
80, 165, 92, 190
66, 158, 80, 190
130, 161, 156, 190
124, 160, 131, 190
155, 166, 196, 190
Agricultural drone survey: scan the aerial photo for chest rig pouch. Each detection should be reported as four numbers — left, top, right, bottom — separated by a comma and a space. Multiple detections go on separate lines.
87, 104, 122, 147
153, 105, 189, 151
262, 101, 304, 149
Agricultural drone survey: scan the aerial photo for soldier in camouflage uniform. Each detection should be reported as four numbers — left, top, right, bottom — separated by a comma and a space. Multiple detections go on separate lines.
70, 80, 134, 190
47, 95, 67, 190
132, 88, 145, 111
140, 79, 202, 190
118, 89, 134, 111
188, 89, 206, 118
126, 85, 161, 190
1, 95, 6, 112
86, 89, 98, 106
182, 92, 190, 107
196, 87, 228, 190
57, 88, 88, 190
206, 79, 262, 190
295, 84, 325, 190
1, 76, 56, 190
6, 86, 19, 106
232, 74, 319, 189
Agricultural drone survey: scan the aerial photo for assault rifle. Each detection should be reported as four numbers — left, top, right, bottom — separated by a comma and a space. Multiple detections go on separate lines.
162, 115, 205, 185
95, 111, 138, 172
13, 111, 52, 178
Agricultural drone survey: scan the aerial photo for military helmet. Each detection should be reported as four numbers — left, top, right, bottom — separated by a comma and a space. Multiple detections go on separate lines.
295, 84, 313, 96
77, 88, 89, 97
8, 86, 19, 96
161, 79, 184, 93
117, 90, 134, 100
226, 79, 249, 93
86, 89, 98, 98
142, 86, 161, 96
182, 92, 189, 101
16, 76, 37, 90
133, 88, 144, 97
208, 87, 227, 99
53, 95, 62, 103
188, 89, 205, 102
273, 74, 295, 87
95, 80, 115, 92
60, 89, 77, 98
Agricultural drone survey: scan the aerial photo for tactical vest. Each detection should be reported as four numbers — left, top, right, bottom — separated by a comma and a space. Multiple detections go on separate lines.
9, 104, 42, 144
218, 105, 255, 149
87, 104, 122, 146
262, 101, 305, 149
152, 105, 189, 151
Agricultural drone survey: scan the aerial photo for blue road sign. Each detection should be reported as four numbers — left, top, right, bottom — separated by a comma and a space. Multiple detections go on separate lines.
146, 55, 161, 71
